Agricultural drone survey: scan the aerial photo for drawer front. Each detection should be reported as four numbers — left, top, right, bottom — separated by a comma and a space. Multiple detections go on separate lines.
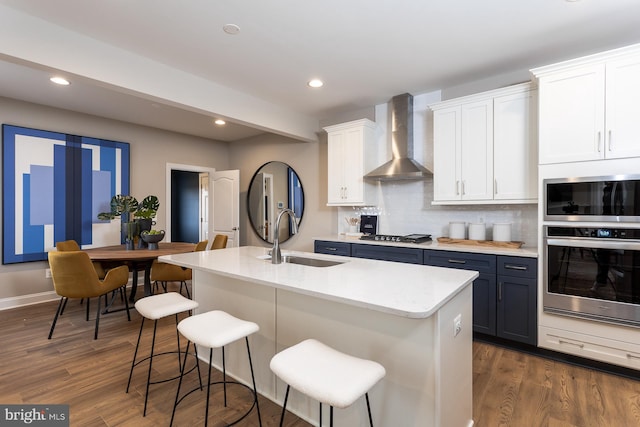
314, 240, 351, 257
497, 256, 537, 279
539, 326, 640, 370
423, 250, 496, 274
351, 244, 423, 264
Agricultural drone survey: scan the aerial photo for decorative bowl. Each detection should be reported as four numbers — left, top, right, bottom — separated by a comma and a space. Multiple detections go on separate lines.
140, 230, 165, 249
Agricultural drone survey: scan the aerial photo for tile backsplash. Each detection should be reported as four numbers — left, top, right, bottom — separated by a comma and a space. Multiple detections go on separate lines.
337, 179, 538, 247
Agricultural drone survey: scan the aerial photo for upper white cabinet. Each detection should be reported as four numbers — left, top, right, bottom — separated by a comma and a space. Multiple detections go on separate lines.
324, 119, 377, 206
532, 45, 640, 164
430, 83, 537, 204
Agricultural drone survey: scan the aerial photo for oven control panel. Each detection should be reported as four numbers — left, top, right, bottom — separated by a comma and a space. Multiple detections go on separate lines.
547, 227, 640, 240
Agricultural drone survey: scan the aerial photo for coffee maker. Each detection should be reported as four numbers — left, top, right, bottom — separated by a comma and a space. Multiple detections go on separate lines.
359, 215, 378, 235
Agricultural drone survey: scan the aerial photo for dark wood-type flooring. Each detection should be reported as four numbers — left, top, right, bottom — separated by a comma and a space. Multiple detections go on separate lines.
2, 284, 640, 426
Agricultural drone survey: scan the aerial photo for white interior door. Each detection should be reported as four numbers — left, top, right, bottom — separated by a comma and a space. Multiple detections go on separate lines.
199, 173, 209, 241
211, 169, 240, 247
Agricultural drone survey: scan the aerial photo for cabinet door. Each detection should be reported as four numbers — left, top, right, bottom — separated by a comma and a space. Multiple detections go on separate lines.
341, 127, 365, 204
493, 90, 537, 201
497, 275, 537, 345
461, 100, 493, 200
538, 64, 606, 164
327, 131, 346, 204
433, 106, 461, 201
605, 55, 640, 159
473, 273, 497, 336
424, 250, 497, 334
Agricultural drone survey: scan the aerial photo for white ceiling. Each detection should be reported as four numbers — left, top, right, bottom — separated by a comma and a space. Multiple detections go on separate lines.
1, 0, 640, 142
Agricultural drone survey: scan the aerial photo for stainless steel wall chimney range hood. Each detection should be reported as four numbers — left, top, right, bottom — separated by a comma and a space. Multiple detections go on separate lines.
364, 93, 432, 181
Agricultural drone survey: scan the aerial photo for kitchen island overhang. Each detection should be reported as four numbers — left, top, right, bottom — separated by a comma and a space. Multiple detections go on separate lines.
160, 246, 478, 427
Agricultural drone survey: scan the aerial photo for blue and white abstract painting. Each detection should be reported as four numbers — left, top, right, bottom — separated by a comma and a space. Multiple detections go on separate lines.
2, 125, 130, 264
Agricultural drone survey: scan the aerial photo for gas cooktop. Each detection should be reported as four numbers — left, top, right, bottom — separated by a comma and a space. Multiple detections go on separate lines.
360, 234, 432, 244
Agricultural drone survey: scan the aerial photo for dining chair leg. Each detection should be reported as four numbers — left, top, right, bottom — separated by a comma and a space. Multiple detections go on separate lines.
94, 294, 102, 340
85, 297, 90, 321
48, 297, 66, 339
60, 297, 69, 316
122, 286, 131, 321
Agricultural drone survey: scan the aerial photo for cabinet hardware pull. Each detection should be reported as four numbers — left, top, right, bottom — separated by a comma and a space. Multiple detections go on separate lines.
504, 264, 527, 271
494, 179, 497, 195
448, 259, 466, 264
461, 181, 465, 195
608, 129, 613, 151
558, 339, 584, 349
597, 131, 602, 152
498, 282, 502, 301
456, 181, 460, 195
324, 247, 337, 251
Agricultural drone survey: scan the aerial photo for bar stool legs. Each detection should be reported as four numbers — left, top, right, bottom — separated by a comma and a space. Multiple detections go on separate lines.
170, 310, 262, 427
125, 292, 199, 416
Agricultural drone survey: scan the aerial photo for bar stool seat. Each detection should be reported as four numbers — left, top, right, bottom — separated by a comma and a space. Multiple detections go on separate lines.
270, 339, 386, 426
171, 310, 262, 427
126, 292, 200, 416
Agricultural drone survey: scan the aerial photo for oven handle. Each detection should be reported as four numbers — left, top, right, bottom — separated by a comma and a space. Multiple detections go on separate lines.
546, 238, 640, 251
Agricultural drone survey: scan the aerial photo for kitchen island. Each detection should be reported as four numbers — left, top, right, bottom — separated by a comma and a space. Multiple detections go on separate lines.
160, 246, 478, 426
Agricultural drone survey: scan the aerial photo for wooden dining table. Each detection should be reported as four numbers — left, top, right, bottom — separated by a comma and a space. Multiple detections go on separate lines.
84, 242, 196, 301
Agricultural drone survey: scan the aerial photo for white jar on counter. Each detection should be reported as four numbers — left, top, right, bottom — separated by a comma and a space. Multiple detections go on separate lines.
468, 223, 486, 241
493, 223, 512, 242
449, 222, 466, 239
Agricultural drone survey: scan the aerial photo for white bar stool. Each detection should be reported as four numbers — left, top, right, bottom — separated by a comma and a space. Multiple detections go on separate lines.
270, 339, 386, 426
126, 292, 200, 416
170, 310, 262, 427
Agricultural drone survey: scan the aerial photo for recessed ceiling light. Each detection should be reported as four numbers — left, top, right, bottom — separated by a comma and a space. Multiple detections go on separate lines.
223, 24, 240, 35
308, 79, 323, 88
50, 76, 70, 85
214, 119, 226, 125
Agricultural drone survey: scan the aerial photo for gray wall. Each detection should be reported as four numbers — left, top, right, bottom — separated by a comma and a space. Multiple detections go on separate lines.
0, 96, 230, 303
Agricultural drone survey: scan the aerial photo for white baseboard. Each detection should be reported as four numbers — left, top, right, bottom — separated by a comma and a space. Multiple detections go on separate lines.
0, 291, 58, 311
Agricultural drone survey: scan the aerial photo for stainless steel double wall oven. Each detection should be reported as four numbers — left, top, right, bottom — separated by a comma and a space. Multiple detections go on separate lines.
543, 175, 640, 326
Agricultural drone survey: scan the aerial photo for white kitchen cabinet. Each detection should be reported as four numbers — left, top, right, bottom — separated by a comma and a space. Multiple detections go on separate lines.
324, 119, 377, 206
533, 45, 640, 164
493, 89, 538, 201
431, 83, 537, 204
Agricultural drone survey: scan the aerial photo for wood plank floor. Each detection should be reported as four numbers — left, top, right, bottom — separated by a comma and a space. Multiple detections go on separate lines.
2, 287, 640, 426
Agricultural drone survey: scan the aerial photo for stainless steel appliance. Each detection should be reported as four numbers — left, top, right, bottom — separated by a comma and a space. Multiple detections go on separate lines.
544, 225, 640, 326
544, 174, 640, 222
360, 234, 432, 244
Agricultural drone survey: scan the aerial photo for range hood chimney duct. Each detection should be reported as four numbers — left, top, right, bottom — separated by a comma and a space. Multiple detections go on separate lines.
364, 93, 432, 180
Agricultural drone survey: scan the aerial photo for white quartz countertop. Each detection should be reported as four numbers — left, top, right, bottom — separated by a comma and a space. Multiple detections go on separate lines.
159, 246, 478, 319
315, 235, 539, 258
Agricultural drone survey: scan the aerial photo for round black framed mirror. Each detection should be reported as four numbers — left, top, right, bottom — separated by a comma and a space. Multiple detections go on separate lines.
247, 161, 304, 243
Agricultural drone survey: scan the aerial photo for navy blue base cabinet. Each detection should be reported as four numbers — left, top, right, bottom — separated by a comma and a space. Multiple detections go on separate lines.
315, 240, 537, 346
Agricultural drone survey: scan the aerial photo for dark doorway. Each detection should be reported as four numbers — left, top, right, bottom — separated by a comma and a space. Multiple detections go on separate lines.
171, 170, 199, 243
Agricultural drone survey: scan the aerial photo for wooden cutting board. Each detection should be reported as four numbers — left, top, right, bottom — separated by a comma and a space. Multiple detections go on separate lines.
436, 237, 523, 249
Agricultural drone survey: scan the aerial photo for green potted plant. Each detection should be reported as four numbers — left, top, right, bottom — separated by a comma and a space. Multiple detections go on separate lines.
97, 194, 159, 249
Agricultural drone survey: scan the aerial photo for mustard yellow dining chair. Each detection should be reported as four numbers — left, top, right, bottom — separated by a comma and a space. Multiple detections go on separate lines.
150, 240, 208, 298
48, 251, 131, 340
211, 234, 228, 249
56, 240, 107, 279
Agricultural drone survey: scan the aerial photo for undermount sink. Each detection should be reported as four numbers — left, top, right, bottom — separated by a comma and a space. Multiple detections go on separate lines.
259, 254, 345, 267
283, 255, 345, 267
